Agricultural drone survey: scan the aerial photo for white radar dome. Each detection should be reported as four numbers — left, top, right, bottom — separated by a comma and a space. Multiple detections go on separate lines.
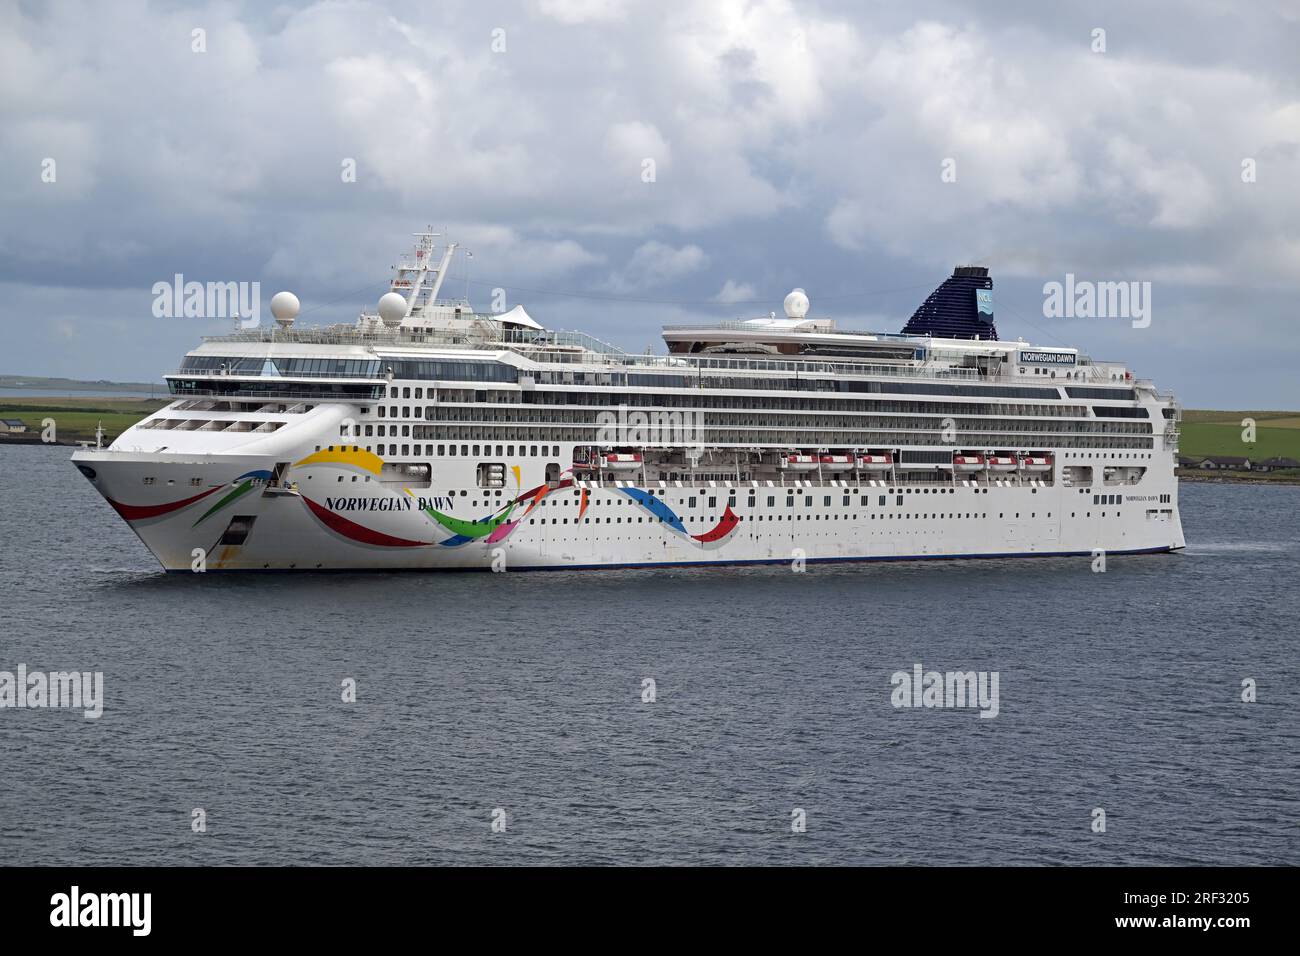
783, 288, 809, 319
377, 291, 409, 327
270, 290, 300, 327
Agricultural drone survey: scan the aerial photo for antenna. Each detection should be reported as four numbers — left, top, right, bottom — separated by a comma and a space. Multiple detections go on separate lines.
402, 230, 441, 310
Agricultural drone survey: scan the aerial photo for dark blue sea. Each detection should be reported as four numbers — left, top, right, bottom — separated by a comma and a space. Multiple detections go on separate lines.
1, 444, 1295, 865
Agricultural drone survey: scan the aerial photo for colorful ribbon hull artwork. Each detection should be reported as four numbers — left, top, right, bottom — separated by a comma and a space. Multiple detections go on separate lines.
190, 471, 272, 527
109, 469, 273, 523
110, 451, 742, 556
614, 487, 740, 550
415, 464, 528, 547
384, 477, 741, 553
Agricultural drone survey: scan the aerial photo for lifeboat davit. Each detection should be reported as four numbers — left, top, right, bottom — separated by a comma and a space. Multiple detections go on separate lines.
780, 454, 819, 471
1018, 456, 1052, 472
819, 454, 854, 472
601, 453, 642, 472
855, 454, 893, 471
953, 455, 985, 473
986, 456, 1017, 472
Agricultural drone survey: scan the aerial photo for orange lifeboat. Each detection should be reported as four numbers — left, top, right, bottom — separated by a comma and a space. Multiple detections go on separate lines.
819, 454, 854, 472
854, 454, 893, 471
601, 453, 642, 472
780, 454, 819, 471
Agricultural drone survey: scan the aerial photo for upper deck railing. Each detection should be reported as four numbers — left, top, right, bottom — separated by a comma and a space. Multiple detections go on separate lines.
165, 369, 387, 381
201, 323, 627, 355
192, 322, 1143, 387
661, 320, 922, 340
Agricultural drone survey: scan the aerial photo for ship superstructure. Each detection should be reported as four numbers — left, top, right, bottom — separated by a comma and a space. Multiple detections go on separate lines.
72, 234, 1185, 571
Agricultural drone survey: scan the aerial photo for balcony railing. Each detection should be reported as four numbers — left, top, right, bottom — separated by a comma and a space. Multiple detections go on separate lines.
190, 321, 1155, 391
167, 369, 387, 381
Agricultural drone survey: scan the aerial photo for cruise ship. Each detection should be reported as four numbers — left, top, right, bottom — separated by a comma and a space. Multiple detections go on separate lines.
71, 232, 1185, 572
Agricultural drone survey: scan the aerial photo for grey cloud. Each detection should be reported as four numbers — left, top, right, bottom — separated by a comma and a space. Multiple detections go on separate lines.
0, 0, 1296, 409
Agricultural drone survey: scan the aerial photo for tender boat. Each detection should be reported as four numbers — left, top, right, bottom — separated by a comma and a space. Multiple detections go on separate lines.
819, 455, 855, 471
854, 454, 893, 471
601, 453, 642, 472
780, 454, 820, 471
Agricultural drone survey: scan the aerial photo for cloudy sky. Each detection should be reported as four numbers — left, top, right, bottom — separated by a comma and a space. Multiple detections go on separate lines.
2, 0, 1298, 407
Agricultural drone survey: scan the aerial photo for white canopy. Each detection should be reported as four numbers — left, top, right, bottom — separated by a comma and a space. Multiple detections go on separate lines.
497, 304, 543, 331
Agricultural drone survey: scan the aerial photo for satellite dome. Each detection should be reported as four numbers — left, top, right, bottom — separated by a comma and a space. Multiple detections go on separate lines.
784, 288, 809, 319
269, 291, 299, 327
377, 292, 408, 327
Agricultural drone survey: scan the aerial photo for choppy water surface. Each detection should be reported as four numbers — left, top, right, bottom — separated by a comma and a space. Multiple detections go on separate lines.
1, 445, 1295, 865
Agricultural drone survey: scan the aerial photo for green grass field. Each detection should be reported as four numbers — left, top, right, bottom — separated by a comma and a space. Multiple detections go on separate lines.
0, 397, 168, 443
1178, 411, 1300, 463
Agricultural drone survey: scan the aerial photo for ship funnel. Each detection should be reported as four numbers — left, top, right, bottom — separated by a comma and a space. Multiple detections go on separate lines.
901, 266, 997, 340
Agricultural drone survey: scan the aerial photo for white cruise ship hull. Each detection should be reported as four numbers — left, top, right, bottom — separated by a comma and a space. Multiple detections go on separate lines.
71, 447, 1185, 572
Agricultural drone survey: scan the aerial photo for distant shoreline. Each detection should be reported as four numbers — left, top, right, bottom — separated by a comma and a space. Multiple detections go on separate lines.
0, 384, 163, 391
1176, 471, 1300, 487
0, 376, 164, 394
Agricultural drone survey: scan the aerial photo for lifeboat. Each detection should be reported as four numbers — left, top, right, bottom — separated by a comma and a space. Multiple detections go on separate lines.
601, 453, 642, 472
854, 454, 893, 471
1018, 456, 1052, 473
953, 454, 985, 473
780, 454, 819, 471
819, 455, 855, 472
986, 456, 1017, 472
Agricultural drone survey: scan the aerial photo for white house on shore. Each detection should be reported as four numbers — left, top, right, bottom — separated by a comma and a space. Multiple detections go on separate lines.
1192, 456, 1252, 471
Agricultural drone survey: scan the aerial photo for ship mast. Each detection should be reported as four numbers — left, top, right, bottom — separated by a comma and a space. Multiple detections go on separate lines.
393, 230, 458, 313
394, 231, 437, 311
425, 240, 457, 305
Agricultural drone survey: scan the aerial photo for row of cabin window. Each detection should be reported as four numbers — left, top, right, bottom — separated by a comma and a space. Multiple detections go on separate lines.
360, 444, 561, 459
376, 381, 1138, 403
525, 511, 1132, 525
351, 437, 561, 457
523, 512, 1114, 526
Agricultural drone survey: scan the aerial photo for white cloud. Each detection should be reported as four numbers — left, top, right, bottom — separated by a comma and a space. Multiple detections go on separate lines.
537, 0, 629, 24
605, 241, 708, 292
714, 279, 757, 303
603, 121, 671, 178
0, 0, 1298, 404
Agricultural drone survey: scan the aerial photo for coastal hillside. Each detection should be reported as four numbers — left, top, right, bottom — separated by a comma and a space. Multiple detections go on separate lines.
0, 396, 168, 443
1179, 410, 1300, 463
